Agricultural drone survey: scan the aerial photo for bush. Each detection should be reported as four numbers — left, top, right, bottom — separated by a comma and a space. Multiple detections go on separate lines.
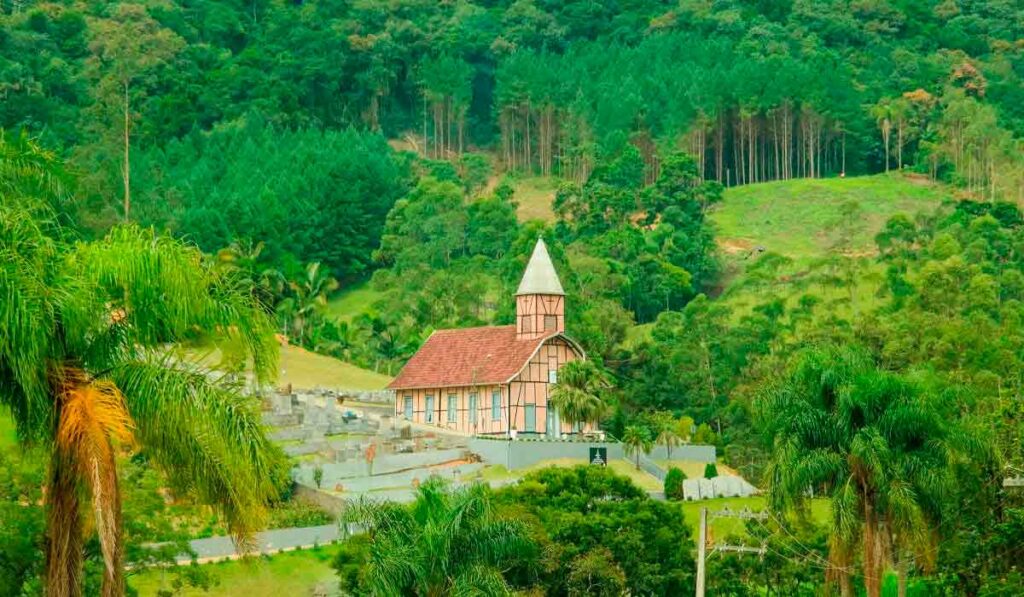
703, 463, 718, 479
664, 467, 686, 500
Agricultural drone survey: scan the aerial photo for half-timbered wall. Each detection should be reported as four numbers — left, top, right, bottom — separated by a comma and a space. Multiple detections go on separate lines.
516, 294, 564, 340
507, 336, 587, 435
394, 336, 586, 435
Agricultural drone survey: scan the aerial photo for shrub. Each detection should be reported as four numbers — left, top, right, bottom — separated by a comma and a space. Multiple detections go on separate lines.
664, 467, 686, 500
703, 463, 718, 479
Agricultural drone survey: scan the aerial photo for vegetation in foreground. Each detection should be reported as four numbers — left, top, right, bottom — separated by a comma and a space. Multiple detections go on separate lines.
1, 138, 286, 595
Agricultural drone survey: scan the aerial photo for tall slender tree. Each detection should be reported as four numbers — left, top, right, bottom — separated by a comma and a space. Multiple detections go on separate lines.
85, 2, 183, 219
757, 346, 976, 597
1, 142, 282, 596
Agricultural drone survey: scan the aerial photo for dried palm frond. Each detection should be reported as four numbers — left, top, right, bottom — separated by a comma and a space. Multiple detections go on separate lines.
50, 367, 134, 597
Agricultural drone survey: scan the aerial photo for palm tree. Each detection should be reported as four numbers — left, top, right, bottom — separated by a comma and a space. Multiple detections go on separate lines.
277, 261, 339, 345
1, 193, 282, 593
622, 425, 653, 471
757, 346, 971, 597
548, 360, 609, 435
871, 99, 894, 172
0, 130, 71, 202
654, 412, 681, 459
344, 477, 536, 595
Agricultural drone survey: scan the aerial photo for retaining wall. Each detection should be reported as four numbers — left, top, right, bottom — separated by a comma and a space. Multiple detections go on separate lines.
469, 438, 716, 471
469, 438, 622, 470
647, 445, 717, 462
292, 448, 469, 485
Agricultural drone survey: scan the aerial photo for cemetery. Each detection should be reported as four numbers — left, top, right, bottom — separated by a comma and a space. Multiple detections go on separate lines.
262, 387, 754, 505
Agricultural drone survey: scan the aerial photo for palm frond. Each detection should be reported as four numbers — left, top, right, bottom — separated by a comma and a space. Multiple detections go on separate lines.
65, 226, 278, 383
108, 355, 282, 547
450, 564, 512, 597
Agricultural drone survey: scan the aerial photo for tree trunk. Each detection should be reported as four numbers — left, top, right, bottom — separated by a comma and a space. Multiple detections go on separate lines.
897, 551, 908, 597
883, 123, 891, 172
863, 501, 883, 597
122, 81, 131, 221
46, 453, 84, 597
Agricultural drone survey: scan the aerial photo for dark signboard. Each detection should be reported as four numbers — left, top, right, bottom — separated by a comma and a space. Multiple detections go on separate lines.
589, 447, 607, 466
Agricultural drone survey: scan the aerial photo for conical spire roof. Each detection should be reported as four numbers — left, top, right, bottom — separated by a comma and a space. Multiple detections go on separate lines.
516, 238, 565, 296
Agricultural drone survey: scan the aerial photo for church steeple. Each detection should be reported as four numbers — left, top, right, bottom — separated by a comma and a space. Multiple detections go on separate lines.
515, 239, 565, 340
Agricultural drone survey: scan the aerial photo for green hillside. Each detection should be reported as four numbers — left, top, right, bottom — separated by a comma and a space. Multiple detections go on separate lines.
326, 281, 383, 322
182, 343, 392, 391
712, 173, 953, 268
709, 174, 953, 310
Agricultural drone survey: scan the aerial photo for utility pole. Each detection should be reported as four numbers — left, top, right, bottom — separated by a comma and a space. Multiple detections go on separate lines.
695, 507, 768, 597
696, 508, 707, 597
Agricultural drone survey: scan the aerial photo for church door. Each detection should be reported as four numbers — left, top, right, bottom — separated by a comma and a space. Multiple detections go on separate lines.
524, 404, 536, 433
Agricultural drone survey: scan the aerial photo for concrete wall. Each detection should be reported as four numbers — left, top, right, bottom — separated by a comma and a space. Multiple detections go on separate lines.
647, 445, 717, 463
293, 484, 347, 516
470, 437, 623, 470
470, 438, 716, 471
292, 448, 468, 485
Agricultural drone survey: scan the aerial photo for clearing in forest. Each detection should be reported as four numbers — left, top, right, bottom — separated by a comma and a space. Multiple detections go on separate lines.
711, 173, 952, 268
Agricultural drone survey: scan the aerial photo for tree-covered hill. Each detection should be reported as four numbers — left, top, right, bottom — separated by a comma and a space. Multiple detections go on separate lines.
4, 0, 1024, 246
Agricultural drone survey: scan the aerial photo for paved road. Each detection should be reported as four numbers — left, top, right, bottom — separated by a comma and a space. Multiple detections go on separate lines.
177, 524, 341, 564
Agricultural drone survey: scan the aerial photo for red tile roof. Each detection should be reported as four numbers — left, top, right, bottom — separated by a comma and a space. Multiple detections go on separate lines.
388, 325, 561, 390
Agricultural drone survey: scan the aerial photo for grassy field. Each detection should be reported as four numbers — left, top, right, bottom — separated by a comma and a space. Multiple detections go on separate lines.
129, 546, 341, 597
278, 344, 391, 390
711, 173, 951, 268
182, 342, 391, 391
512, 176, 559, 222
325, 281, 383, 322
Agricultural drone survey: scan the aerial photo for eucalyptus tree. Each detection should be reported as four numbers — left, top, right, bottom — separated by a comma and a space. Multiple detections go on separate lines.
757, 345, 973, 597
1, 143, 283, 596
548, 360, 609, 434
343, 478, 536, 596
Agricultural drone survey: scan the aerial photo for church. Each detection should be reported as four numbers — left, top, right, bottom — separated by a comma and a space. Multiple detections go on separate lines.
388, 239, 588, 436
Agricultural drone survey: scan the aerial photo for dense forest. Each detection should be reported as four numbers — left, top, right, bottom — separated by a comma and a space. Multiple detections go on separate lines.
4, 0, 1024, 595
5, 0, 1024, 232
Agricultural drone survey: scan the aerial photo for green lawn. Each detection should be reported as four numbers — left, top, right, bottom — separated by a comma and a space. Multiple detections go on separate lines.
326, 281, 383, 322
474, 457, 663, 491
0, 409, 16, 449
129, 546, 341, 597
680, 496, 831, 538
707, 173, 952, 319
278, 344, 392, 390
180, 342, 392, 391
